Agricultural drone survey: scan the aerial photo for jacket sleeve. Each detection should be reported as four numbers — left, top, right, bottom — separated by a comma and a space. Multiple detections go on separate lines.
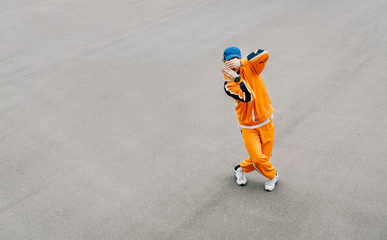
240, 49, 269, 75
224, 79, 255, 103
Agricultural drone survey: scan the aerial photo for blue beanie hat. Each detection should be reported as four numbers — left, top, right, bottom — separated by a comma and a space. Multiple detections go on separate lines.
223, 46, 241, 61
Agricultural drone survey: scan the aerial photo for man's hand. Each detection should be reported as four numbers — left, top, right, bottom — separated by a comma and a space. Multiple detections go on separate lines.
224, 58, 241, 70
222, 66, 239, 81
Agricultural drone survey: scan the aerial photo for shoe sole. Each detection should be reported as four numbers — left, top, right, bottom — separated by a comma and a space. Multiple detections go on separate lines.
237, 181, 247, 186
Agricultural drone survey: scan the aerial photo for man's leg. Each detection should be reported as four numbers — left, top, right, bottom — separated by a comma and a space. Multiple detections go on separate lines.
259, 119, 276, 173
239, 121, 276, 179
258, 119, 279, 191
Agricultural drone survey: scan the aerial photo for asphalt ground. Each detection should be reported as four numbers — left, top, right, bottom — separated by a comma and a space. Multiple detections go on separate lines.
1, 0, 386, 239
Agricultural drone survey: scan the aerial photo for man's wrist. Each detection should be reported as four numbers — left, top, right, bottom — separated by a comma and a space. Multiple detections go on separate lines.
234, 75, 241, 82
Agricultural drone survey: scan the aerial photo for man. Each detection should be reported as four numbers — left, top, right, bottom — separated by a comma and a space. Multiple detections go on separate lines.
221, 46, 279, 191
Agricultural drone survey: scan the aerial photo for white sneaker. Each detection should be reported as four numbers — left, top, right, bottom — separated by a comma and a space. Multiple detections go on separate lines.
234, 165, 247, 186
264, 172, 279, 191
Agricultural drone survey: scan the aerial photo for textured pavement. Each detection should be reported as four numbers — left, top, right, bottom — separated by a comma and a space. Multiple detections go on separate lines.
1, 0, 387, 239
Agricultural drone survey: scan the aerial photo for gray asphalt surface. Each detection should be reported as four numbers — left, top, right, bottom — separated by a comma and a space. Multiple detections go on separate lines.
1, 0, 387, 239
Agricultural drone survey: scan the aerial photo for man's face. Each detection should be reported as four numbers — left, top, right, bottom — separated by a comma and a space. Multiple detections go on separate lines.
223, 57, 241, 73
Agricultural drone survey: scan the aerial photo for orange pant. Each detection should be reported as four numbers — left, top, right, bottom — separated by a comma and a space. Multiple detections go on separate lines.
240, 119, 276, 179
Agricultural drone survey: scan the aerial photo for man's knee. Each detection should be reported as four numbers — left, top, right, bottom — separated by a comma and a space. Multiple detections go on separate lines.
250, 154, 268, 164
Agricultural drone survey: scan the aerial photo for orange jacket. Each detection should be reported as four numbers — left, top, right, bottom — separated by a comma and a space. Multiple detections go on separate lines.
224, 49, 274, 126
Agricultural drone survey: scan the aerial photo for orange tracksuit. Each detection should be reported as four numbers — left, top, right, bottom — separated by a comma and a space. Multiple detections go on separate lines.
224, 49, 276, 179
